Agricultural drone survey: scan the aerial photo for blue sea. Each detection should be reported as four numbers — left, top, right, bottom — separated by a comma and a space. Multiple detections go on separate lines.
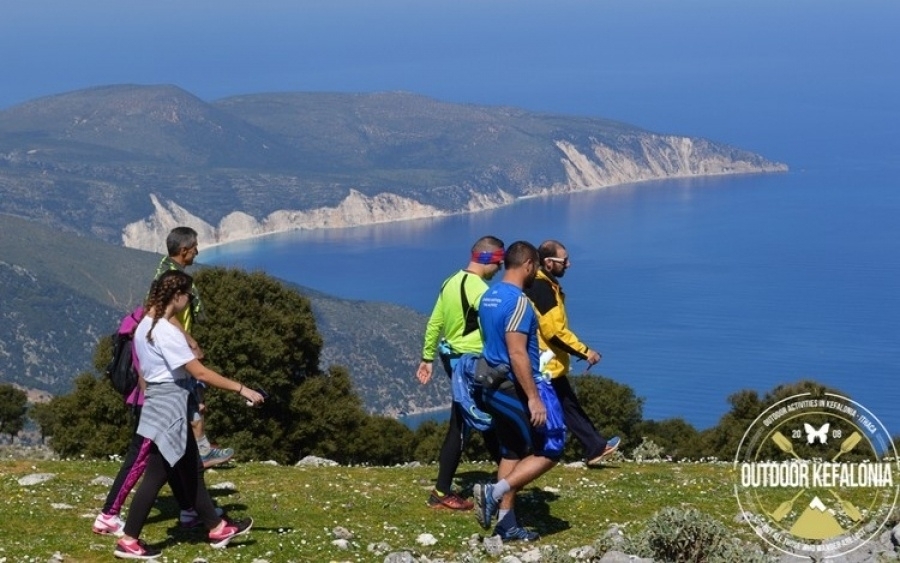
202, 2, 900, 434
203, 160, 900, 433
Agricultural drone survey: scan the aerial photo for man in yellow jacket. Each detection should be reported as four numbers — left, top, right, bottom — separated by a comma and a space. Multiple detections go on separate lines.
523, 240, 620, 466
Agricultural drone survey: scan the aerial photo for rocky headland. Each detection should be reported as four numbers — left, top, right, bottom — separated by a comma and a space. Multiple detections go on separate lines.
122, 134, 786, 252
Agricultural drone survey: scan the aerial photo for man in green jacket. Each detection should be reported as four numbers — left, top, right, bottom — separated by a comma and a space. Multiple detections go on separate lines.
155, 226, 234, 470
416, 235, 504, 510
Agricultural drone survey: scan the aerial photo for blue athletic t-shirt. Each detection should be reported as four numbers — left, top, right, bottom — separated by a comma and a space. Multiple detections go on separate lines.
478, 281, 542, 382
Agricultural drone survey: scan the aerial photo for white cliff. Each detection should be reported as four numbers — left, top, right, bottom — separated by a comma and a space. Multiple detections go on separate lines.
122, 135, 785, 252
550, 136, 786, 195
123, 189, 516, 252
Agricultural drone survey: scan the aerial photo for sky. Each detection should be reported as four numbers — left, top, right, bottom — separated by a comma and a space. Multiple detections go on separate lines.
3, 0, 898, 161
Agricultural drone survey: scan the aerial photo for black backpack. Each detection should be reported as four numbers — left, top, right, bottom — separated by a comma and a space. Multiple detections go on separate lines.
104, 307, 143, 397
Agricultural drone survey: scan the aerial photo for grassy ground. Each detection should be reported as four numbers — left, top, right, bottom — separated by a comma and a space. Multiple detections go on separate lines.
0, 457, 759, 562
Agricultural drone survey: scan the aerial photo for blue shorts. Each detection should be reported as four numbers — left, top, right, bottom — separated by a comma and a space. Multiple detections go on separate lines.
480, 378, 565, 460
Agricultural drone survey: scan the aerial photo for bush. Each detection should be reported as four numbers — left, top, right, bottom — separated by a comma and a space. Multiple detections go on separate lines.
411, 420, 444, 463
631, 437, 664, 462
0, 384, 28, 439
626, 507, 773, 563
38, 373, 133, 458
562, 373, 644, 461
633, 417, 702, 460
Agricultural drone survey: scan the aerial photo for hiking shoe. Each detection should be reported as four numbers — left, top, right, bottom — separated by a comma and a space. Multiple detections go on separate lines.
494, 524, 540, 542
587, 436, 621, 466
113, 538, 161, 559
473, 483, 499, 530
208, 517, 253, 548
427, 490, 474, 511
201, 447, 234, 469
179, 506, 225, 528
93, 512, 125, 537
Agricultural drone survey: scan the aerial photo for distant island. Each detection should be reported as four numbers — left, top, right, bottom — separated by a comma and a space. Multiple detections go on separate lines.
0, 85, 786, 252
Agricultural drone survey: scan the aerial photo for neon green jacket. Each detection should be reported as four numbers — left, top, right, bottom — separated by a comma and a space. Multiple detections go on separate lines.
421, 270, 488, 361
154, 256, 202, 333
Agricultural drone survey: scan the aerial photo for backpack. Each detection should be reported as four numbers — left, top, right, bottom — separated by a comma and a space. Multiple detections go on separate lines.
104, 306, 144, 398
450, 354, 494, 432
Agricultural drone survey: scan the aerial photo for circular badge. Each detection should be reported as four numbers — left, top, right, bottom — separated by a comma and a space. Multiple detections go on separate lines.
734, 392, 898, 559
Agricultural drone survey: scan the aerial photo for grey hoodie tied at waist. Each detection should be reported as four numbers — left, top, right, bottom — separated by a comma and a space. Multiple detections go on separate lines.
137, 380, 192, 466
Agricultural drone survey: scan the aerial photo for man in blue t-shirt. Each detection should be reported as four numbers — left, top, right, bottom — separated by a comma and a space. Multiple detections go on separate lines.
473, 241, 564, 542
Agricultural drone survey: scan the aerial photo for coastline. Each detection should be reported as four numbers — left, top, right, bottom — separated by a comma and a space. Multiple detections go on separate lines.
389, 405, 449, 418
188, 166, 788, 255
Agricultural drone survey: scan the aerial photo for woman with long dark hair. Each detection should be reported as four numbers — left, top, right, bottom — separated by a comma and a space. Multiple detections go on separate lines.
114, 269, 265, 559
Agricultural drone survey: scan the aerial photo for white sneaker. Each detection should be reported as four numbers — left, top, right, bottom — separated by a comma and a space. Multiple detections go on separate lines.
93, 512, 125, 537
200, 447, 235, 469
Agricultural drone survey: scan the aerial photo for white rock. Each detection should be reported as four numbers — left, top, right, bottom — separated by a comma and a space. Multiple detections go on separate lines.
333, 526, 353, 540
484, 534, 504, 556
367, 541, 391, 554
332, 538, 350, 550
416, 533, 437, 546
295, 455, 339, 467
18, 473, 54, 486
568, 545, 597, 560
209, 481, 236, 490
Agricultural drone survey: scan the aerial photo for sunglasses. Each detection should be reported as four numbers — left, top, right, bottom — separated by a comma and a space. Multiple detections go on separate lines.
546, 257, 570, 266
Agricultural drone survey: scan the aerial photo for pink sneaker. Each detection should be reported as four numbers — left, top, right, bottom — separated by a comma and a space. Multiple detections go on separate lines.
113, 538, 161, 559
93, 512, 125, 537
208, 517, 253, 548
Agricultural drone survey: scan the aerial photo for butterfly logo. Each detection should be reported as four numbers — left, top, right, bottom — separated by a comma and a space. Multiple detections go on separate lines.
804, 423, 829, 444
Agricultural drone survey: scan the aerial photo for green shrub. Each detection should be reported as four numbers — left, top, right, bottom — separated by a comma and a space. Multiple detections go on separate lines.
631, 437, 664, 462
626, 507, 773, 563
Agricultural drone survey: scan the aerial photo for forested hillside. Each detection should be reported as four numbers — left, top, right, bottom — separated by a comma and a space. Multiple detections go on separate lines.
0, 214, 441, 414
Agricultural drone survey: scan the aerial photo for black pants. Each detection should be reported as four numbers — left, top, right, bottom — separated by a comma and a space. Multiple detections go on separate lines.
434, 353, 501, 494
551, 375, 607, 460
435, 401, 501, 494
102, 407, 191, 516
122, 430, 220, 538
